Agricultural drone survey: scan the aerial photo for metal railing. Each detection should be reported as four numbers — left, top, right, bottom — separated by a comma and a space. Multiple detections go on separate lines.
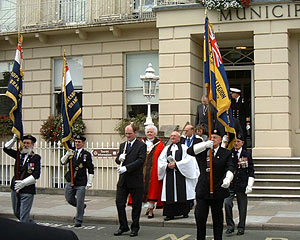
0, 141, 120, 190
0, 0, 200, 33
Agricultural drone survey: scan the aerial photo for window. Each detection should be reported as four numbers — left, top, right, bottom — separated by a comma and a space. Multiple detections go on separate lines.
57, 0, 86, 24
53, 57, 83, 115
0, 62, 14, 116
0, 0, 17, 32
126, 52, 159, 118
133, 0, 156, 11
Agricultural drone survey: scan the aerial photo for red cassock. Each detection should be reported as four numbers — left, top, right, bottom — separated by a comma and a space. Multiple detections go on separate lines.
128, 137, 164, 208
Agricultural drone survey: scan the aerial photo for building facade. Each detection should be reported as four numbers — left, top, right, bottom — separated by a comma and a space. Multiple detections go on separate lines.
0, 0, 300, 157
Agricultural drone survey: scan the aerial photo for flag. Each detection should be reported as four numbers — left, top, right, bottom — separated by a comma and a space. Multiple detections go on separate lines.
6, 37, 24, 147
61, 55, 82, 150
204, 17, 236, 149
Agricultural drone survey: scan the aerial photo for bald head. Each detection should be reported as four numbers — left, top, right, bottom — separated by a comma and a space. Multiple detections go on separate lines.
125, 124, 136, 142
184, 124, 194, 138
170, 131, 180, 144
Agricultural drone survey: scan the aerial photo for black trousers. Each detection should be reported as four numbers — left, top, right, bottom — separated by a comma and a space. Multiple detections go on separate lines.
116, 185, 143, 232
224, 190, 248, 231
195, 198, 224, 240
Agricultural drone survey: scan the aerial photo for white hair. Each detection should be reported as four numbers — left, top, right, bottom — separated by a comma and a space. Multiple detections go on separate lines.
145, 125, 158, 135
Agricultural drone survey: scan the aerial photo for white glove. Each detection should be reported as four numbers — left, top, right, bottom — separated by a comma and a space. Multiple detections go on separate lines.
193, 141, 213, 155
221, 135, 228, 148
14, 175, 36, 193
245, 177, 255, 194
5, 134, 18, 149
221, 171, 234, 189
117, 166, 127, 174
86, 174, 94, 189
205, 140, 213, 149
119, 153, 126, 166
60, 150, 74, 165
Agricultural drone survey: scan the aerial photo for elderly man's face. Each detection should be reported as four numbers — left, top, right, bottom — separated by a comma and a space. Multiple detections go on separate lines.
125, 125, 136, 142
201, 97, 208, 105
170, 132, 180, 144
146, 127, 156, 140
231, 92, 239, 99
235, 139, 244, 150
211, 134, 222, 148
184, 125, 194, 138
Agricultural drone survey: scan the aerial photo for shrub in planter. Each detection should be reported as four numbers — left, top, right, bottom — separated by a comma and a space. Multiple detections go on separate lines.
40, 115, 86, 144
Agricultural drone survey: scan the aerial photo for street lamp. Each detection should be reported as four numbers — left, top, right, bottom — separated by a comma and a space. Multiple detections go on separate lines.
140, 63, 159, 126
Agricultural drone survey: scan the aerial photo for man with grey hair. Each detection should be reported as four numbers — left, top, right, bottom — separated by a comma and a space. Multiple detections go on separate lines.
158, 131, 199, 221
195, 95, 212, 135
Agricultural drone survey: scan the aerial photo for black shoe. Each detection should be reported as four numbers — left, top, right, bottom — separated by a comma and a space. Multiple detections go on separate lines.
237, 230, 244, 235
84, 204, 87, 209
130, 231, 138, 237
148, 213, 154, 219
114, 229, 129, 236
74, 223, 82, 227
183, 214, 189, 218
225, 229, 234, 234
164, 216, 174, 221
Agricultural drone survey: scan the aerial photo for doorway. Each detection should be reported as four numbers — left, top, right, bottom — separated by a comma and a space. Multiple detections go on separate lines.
225, 66, 254, 148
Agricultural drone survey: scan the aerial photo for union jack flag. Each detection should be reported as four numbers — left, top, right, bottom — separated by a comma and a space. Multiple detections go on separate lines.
204, 17, 236, 149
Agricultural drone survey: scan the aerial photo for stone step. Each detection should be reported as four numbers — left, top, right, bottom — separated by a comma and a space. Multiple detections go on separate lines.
254, 179, 300, 187
255, 171, 300, 179
254, 164, 300, 172
251, 186, 300, 195
253, 157, 300, 165
247, 193, 300, 201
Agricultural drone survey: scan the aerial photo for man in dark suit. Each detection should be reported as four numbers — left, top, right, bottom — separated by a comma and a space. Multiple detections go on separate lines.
195, 95, 209, 135
114, 124, 146, 237
187, 129, 235, 240
224, 134, 255, 236
3, 134, 41, 223
60, 135, 94, 227
0, 217, 79, 240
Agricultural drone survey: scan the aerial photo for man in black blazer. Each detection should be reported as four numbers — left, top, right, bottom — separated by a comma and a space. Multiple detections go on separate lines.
114, 124, 146, 237
224, 134, 255, 236
187, 129, 235, 240
60, 135, 94, 227
3, 134, 41, 223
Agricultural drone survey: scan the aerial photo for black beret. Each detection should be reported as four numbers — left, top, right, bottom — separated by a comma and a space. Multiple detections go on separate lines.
237, 134, 245, 141
211, 128, 221, 137
23, 135, 37, 143
74, 135, 86, 142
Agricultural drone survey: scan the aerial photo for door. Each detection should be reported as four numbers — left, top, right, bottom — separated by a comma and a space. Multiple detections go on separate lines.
225, 66, 254, 148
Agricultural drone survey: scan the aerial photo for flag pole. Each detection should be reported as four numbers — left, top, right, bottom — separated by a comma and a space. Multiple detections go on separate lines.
204, 11, 214, 197
62, 50, 74, 187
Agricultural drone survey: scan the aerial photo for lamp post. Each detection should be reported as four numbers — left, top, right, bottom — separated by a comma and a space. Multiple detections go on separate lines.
140, 63, 159, 126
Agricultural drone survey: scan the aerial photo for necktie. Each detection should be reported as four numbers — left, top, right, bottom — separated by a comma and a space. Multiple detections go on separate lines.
75, 150, 78, 159
127, 142, 131, 152
212, 149, 215, 157
186, 138, 191, 147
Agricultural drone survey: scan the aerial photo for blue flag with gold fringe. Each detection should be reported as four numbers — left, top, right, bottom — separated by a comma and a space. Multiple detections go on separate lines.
204, 17, 236, 149
6, 38, 24, 146
61, 55, 81, 150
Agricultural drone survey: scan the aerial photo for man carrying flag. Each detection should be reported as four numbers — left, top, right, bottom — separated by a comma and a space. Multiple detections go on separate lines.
4, 36, 41, 223
60, 54, 94, 227
190, 16, 235, 240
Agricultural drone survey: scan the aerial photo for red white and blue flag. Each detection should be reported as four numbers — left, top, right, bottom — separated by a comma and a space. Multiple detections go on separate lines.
6, 37, 24, 147
204, 17, 236, 149
61, 55, 81, 150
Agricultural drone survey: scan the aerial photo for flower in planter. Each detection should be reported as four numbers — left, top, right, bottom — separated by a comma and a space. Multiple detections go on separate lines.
40, 115, 86, 144
0, 115, 13, 138
202, 0, 250, 11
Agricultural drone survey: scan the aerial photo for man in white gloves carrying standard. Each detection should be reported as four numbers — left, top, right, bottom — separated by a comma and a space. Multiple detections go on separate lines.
224, 133, 255, 236
60, 135, 94, 227
187, 128, 235, 240
4, 134, 41, 223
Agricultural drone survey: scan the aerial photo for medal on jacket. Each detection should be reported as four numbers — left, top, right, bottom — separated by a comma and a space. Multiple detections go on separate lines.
83, 154, 87, 162
238, 157, 248, 168
79, 163, 83, 168
27, 162, 34, 174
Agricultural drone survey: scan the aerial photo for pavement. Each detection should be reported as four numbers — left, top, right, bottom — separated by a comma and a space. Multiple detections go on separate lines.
0, 191, 299, 231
